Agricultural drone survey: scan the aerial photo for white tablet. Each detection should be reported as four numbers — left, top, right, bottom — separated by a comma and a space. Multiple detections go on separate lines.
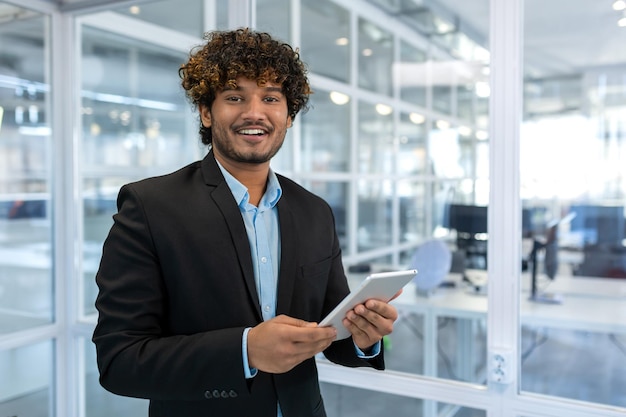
319, 269, 417, 340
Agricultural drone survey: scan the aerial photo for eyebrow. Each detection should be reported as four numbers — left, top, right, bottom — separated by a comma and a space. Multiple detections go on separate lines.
223, 84, 283, 93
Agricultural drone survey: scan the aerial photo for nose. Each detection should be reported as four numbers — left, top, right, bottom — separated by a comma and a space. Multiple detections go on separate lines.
241, 97, 266, 121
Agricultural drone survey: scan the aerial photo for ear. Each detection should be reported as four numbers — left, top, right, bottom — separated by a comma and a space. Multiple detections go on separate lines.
199, 104, 211, 128
287, 116, 292, 129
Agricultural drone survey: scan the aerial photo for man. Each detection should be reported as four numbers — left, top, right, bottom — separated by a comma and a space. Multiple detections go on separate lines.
93, 28, 399, 417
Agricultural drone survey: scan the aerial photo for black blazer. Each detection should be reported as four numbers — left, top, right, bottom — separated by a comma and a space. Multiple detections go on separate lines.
92, 151, 384, 417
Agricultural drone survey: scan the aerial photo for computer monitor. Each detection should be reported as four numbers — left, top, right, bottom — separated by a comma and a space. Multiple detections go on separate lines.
444, 204, 488, 235
568, 204, 625, 247
443, 204, 488, 270
522, 206, 548, 238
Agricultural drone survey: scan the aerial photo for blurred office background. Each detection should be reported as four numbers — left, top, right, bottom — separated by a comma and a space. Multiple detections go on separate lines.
0, 0, 625, 416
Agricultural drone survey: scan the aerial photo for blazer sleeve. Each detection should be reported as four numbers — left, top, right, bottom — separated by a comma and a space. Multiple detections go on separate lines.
92, 184, 253, 402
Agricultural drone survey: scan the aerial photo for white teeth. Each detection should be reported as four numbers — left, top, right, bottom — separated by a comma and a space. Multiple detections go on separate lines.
239, 129, 265, 135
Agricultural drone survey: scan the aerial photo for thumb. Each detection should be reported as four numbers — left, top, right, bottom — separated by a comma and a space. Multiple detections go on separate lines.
273, 314, 317, 327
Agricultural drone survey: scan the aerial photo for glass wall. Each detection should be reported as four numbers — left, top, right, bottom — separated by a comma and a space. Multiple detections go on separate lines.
284, 0, 491, 392
0, 341, 52, 417
320, 382, 486, 417
0, 5, 51, 335
83, 337, 147, 417
79, 20, 200, 319
300, 88, 351, 174
520, 0, 626, 409
358, 18, 394, 96
8, 1, 626, 417
78, 3, 205, 414
0, 6, 53, 416
300, 0, 350, 83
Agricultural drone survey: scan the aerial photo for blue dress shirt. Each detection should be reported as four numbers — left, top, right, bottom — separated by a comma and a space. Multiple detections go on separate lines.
216, 161, 379, 416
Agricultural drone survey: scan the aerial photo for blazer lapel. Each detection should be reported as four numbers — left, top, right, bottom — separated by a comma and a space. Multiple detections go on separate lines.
201, 152, 262, 320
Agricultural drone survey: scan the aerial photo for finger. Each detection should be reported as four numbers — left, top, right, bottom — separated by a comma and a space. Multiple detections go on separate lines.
269, 315, 337, 343
342, 316, 378, 346
295, 326, 337, 343
345, 309, 377, 335
363, 300, 399, 322
272, 314, 317, 327
351, 305, 395, 337
353, 303, 384, 325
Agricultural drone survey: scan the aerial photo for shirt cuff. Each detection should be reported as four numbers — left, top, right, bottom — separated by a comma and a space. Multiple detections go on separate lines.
354, 340, 381, 359
242, 327, 258, 379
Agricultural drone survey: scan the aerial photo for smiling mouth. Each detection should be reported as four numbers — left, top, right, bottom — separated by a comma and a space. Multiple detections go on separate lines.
238, 128, 266, 136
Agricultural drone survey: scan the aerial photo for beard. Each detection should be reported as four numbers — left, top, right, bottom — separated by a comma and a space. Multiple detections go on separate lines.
210, 121, 286, 164
212, 137, 284, 164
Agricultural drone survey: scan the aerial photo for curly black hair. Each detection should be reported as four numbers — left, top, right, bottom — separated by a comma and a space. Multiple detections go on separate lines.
179, 28, 311, 145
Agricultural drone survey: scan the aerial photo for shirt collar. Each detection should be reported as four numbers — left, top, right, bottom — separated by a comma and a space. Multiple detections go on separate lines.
216, 159, 282, 210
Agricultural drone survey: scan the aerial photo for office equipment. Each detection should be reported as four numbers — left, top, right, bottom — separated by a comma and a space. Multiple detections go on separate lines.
464, 269, 488, 294
443, 204, 488, 270
445, 203, 488, 237
568, 204, 625, 247
529, 223, 562, 303
568, 204, 626, 278
522, 206, 549, 238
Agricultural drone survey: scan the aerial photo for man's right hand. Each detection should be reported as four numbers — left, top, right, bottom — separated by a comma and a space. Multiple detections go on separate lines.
247, 315, 337, 374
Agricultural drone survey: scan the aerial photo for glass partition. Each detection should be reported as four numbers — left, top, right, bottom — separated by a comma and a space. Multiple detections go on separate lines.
358, 17, 393, 96
428, 120, 462, 179
302, 180, 349, 252
357, 100, 394, 175
397, 112, 427, 176
357, 179, 393, 252
520, 0, 626, 408
79, 16, 201, 319
321, 381, 486, 417
0, 340, 52, 417
432, 77, 453, 116
384, 312, 488, 384
0, 5, 52, 334
256, 0, 290, 43
300, 87, 351, 173
115, 0, 205, 37
83, 338, 148, 417
301, 0, 350, 83
399, 40, 427, 108
397, 180, 427, 244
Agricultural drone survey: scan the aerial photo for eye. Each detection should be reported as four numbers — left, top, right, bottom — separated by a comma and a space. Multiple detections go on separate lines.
263, 96, 280, 103
225, 95, 242, 102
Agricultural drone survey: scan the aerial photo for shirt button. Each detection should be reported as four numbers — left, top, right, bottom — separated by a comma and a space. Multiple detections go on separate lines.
264, 305, 271, 312
261, 256, 267, 263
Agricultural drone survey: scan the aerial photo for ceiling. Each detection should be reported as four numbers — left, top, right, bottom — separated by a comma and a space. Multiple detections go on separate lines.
3, 0, 626, 111
427, 0, 626, 79
4, 0, 626, 79
364, 0, 626, 81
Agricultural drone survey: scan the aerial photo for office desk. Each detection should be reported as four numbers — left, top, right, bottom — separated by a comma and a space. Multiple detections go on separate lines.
524, 272, 626, 299
346, 271, 626, 382
390, 272, 626, 331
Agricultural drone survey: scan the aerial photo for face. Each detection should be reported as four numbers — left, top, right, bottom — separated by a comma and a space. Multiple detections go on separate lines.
200, 77, 292, 167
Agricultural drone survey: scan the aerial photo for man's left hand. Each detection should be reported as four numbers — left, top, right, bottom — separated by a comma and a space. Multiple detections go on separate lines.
342, 290, 401, 351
